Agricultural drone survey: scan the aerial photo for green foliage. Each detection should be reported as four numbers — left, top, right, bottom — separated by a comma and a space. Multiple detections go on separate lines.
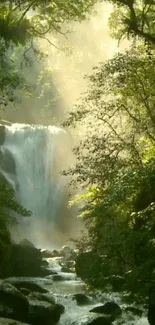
0, 0, 99, 109
0, 0, 99, 45
0, 178, 31, 277
0, 216, 11, 277
64, 48, 155, 299
108, 0, 155, 46
0, 180, 31, 220
0, 40, 27, 108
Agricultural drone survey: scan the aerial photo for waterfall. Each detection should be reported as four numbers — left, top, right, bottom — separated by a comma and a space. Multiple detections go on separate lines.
0, 123, 73, 248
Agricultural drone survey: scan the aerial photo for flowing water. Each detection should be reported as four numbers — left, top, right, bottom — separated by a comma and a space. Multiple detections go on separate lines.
0, 123, 75, 247
0, 122, 150, 324
35, 257, 149, 325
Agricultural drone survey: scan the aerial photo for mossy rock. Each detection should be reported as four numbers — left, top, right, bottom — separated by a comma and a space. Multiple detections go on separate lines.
28, 299, 63, 325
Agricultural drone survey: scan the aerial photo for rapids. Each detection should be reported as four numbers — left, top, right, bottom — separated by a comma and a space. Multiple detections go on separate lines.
36, 257, 150, 325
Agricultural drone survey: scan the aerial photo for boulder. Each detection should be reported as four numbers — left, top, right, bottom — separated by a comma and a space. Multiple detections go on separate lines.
4, 278, 48, 294
11, 243, 43, 277
90, 302, 122, 320
73, 293, 91, 306
20, 288, 31, 296
0, 318, 30, 325
28, 292, 55, 304
28, 298, 63, 325
51, 250, 61, 257
40, 266, 57, 277
0, 280, 29, 322
60, 246, 73, 259
52, 275, 64, 281
61, 266, 72, 273
19, 239, 35, 248
41, 249, 57, 258
42, 260, 49, 267
56, 304, 65, 314
124, 306, 143, 317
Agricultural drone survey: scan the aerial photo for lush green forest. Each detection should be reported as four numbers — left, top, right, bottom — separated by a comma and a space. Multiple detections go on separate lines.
63, 0, 155, 301
1, 0, 155, 303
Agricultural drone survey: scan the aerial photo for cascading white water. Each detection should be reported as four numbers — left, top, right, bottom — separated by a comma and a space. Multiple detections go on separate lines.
0, 123, 73, 248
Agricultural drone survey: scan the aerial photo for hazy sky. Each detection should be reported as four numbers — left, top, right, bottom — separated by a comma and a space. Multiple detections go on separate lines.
39, 2, 128, 115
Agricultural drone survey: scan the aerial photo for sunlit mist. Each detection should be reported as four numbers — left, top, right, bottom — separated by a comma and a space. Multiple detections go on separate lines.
0, 2, 129, 248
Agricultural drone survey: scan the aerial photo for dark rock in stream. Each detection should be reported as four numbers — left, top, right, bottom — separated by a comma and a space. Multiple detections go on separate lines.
124, 306, 143, 317
4, 278, 48, 294
40, 266, 57, 277
61, 266, 73, 273
90, 301, 122, 320
41, 249, 61, 258
52, 275, 64, 281
0, 280, 29, 322
28, 292, 65, 314
20, 288, 31, 296
73, 293, 91, 306
0, 318, 30, 325
42, 259, 49, 267
29, 291, 55, 304
28, 298, 62, 325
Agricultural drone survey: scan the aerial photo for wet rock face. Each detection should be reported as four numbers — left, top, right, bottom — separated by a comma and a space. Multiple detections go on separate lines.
73, 293, 91, 306
0, 125, 5, 145
0, 148, 16, 175
0, 318, 30, 325
28, 299, 62, 325
5, 278, 48, 294
0, 278, 65, 325
10, 243, 43, 277
0, 280, 29, 322
90, 302, 122, 322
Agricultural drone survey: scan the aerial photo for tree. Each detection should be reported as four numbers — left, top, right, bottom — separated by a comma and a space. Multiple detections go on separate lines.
0, 0, 99, 45
63, 48, 155, 299
108, 0, 155, 48
0, 0, 100, 109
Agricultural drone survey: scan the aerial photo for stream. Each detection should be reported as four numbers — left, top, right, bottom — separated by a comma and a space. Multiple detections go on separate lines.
36, 256, 150, 325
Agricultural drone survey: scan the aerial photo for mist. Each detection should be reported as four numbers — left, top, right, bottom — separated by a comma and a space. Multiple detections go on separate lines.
0, 2, 128, 249
1, 2, 128, 125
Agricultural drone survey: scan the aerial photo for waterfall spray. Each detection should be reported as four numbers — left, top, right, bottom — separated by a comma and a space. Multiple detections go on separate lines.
0, 123, 74, 248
